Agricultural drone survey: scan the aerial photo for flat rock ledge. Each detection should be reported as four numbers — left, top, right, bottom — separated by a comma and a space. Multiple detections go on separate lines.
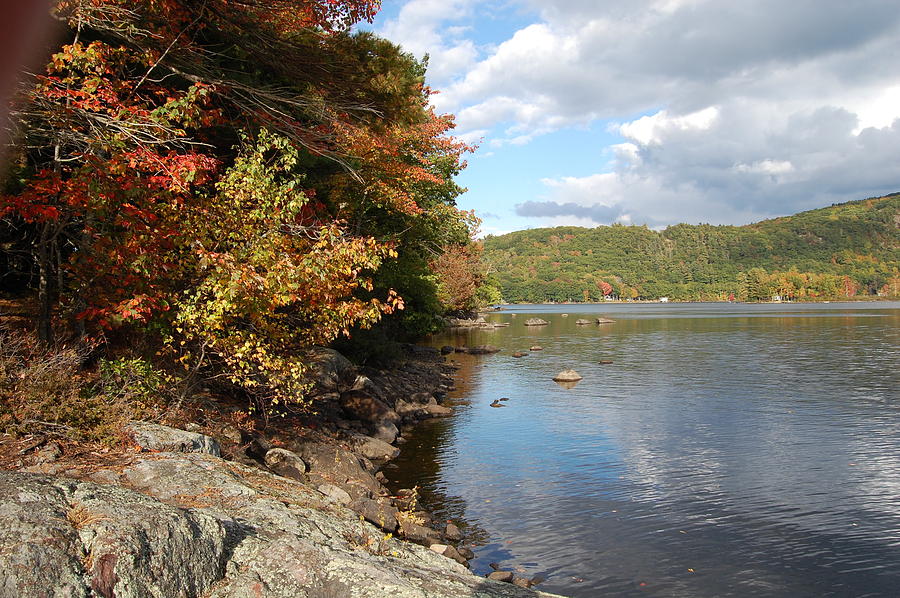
0, 452, 566, 598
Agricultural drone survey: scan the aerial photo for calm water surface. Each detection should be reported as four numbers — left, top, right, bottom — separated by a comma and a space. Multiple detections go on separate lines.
388, 302, 900, 597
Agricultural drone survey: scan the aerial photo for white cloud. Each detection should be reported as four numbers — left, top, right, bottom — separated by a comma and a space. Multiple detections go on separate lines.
618, 107, 719, 145
381, 0, 900, 226
376, 0, 479, 84
733, 160, 795, 176
518, 103, 900, 227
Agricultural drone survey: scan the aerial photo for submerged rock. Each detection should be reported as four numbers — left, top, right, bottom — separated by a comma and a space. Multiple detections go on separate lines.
512, 352, 528, 358
575, 319, 592, 325
466, 345, 502, 355
596, 317, 615, 324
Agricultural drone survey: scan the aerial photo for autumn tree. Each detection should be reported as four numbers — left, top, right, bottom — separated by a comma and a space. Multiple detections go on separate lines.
2, 0, 476, 409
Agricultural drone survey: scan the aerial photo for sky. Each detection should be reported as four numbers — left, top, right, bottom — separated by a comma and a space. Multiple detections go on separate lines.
366, 0, 900, 236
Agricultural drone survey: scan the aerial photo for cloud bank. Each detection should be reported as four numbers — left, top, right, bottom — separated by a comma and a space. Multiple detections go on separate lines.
377, 0, 900, 227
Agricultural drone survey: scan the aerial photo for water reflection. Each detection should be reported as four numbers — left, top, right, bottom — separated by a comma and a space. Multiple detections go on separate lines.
397, 303, 900, 597
554, 380, 581, 390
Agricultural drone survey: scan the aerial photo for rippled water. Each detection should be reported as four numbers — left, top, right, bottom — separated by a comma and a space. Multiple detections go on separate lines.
387, 302, 900, 597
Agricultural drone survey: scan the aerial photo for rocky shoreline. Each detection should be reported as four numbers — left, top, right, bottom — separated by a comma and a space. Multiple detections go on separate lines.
1, 344, 564, 597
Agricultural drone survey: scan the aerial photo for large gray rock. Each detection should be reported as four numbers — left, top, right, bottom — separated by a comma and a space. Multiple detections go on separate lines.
0, 471, 227, 598
2, 453, 565, 598
127, 421, 221, 456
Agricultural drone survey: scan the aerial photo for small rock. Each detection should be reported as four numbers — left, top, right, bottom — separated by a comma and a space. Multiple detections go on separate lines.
440, 345, 455, 355
598, 359, 614, 364
457, 546, 475, 560
561, 313, 569, 317
523, 318, 548, 326
340, 390, 400, 426
489, 562, 501, 570
127, 422, 221, 457
596, 317, 615, 324
372, 422, 399, 445
217, 425, 243, 444
398, 517, 441, 544
444, 522, 462, 542
575, 319, 592, 325
512, 576, 532, 588
552, 369, 583, 382
350, 498, 398, 532
530, 345, 543, 351
409, 392, 434, 404
429, 544, 467, 565
499, 397, 509, 401
375, 471, 387, 482
264, 448, 307, 481
423, 403, 453, 417
511, 352, 528, 358
487, 571, 514, 583
318, 484, 352, 505
489, 401, 505, 408
28, 442, 62, 465
247, 435, 273, 459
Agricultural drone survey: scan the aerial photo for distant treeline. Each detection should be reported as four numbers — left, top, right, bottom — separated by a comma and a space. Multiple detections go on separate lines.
482, 194, 900, 302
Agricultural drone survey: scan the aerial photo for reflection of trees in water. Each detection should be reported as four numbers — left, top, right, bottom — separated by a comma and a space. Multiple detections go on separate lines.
386, 352, 490, 546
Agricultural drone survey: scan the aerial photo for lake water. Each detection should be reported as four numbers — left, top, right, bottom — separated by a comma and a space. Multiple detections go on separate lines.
387, 302, 900, 597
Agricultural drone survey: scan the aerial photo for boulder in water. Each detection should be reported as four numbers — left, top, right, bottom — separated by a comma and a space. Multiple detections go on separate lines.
552, 369, 583, 382
524, 318, 548, 326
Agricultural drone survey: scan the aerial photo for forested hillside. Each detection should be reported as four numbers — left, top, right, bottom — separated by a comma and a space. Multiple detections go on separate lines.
1, 0, 487, 420
483, 194, 900, 302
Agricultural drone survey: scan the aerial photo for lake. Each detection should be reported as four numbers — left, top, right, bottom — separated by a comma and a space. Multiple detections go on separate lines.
386, 302, 900, 597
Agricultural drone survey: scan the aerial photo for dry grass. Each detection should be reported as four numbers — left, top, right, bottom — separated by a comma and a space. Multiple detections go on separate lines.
66, 502, 108, 529
0, 325, 152, 443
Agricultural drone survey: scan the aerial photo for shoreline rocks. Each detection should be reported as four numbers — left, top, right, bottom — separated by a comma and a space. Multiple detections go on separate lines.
2, 344, 567, 597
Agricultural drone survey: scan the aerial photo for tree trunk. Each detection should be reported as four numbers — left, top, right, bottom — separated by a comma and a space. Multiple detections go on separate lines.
36, 221, 53, 344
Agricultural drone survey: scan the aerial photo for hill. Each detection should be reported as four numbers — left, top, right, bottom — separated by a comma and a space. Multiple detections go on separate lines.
481, 193, 900, 302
